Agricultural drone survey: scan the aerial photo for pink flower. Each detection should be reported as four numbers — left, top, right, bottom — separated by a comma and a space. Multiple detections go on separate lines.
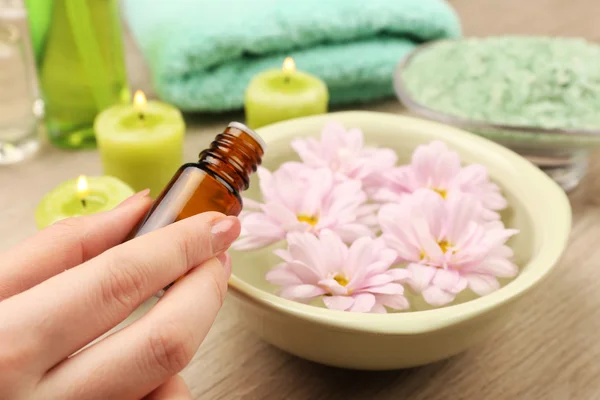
233, 163, 377, 251
378, 189, 518, 306
290, 121, 397, 196
372, 141, 507, 220
266, 230, 411, 313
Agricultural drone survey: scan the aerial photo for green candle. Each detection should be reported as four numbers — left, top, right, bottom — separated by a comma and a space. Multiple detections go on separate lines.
244, 57, 329, 129
35, 175, 135, 229
94, 91, 185, 198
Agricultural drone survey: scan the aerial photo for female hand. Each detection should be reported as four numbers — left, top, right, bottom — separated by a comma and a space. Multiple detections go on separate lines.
0, 190, 241, 400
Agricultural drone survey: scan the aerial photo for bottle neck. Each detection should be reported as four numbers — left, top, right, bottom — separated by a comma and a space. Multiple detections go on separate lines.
197, 123, 264, 194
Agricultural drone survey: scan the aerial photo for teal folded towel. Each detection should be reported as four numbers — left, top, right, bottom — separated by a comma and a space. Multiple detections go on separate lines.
123, 0, 461, 112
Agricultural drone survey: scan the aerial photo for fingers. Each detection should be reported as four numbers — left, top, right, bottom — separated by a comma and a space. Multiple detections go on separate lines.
0, 190, 152, 300
38, 255, 230, 400
143, 375, 192, 400
0, 211, 239, 373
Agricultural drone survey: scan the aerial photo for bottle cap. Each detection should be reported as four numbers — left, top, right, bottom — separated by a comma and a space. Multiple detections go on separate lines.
228, 122, 267, 153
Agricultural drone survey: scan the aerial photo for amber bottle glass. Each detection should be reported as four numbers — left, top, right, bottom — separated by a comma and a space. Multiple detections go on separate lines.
127, 122, 265, 240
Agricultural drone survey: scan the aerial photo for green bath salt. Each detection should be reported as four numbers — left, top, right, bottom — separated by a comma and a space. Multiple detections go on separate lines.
401, 36, 600, 132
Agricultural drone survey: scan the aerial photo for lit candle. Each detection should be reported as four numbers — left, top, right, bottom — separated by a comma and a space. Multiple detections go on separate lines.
94, 90, 185, 198
244, 57, 329, 129
283, 56, 295, 83
35, 175, 135, 229
134, 90, 146, 121
77, 175, 90, 208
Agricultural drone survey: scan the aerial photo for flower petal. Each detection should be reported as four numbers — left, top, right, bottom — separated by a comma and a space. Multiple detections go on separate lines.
262, 203, 304, 231
318, 229, 348, 275
475, 257, 519, 277
236, 211, 287, 248
346, 237, 378, 286
387, 268, 412, 282
298, 168, 332, 216
364, 283, 405, 295
231, 235, 281, 251
422, 285, 456, 306
457, 163, 488, 185
376, 294, 410, 310
279, 284, 327, 300
323, 295, 354, 311
291, 137, 325, 167
407, 264, 437, 293
349, 293, 376, 313
334, 223, 375, 243
273, 249, 293, 263
318, 278, 349, 296
370, 304, 388, 313
265, 267, 302, 286
381, 234, 421, 262
445, 194, 482, 244
466, 273, 500, 296
483, 227, 519, 248
287, 232, 327, 275
257, 166, 276, 201
431, 269, 467, 294
241, 197, 263, 210
412, 211, 443, 262
411, 188, 446, 238
361, 273, 393, 288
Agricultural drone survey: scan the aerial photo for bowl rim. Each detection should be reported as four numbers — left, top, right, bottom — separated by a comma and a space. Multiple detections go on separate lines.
393, 39, 600, 139
227, 111, 572, 335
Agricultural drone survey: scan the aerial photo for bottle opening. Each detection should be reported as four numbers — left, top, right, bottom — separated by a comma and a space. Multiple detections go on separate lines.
228, 122, 267, 153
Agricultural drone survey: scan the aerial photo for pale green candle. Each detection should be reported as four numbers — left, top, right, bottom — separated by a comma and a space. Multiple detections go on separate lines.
94, 91, 185, 198
35, 175, 135, 229
244, 57, 329, 129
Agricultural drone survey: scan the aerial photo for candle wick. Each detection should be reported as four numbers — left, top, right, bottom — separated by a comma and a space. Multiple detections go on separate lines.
81, 198, 87, 208
138, 112, 145, 121
284, 76, 291, 84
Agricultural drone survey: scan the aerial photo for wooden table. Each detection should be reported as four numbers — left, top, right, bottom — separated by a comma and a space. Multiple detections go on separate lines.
2, 0, 600, 398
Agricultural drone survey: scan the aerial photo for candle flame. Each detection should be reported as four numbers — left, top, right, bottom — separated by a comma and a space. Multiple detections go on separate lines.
77, 175, 90, 200
282, 57, 296, 73
133, 90, 147, 110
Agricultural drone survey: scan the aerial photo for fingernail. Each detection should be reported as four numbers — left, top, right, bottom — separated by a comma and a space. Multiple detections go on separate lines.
216, 252, 231, 277
118, 189, 151, 208
210, 216, 240, 254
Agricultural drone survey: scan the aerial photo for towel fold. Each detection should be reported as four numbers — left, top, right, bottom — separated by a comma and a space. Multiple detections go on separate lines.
124, 0, 461, 112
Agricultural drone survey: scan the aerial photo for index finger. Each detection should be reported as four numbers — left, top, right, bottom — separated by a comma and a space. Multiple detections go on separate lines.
0, 212, 240, 372
0, 190, 152, 300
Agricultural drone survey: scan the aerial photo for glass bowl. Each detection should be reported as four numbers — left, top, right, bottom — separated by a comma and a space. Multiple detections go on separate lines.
393, 40, 600, 192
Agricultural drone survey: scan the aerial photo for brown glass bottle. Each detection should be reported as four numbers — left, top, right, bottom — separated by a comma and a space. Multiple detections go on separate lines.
126, 122, 266, 240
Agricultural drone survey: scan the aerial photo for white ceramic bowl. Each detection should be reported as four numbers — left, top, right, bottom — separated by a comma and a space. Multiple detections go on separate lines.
227, 111, 571, 370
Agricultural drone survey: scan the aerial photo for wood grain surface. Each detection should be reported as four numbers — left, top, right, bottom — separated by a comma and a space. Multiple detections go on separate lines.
1, 0, 600, 398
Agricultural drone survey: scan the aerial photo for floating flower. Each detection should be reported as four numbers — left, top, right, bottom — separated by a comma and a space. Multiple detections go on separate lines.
234, 121, 521, 313
372, 141, 507, 220
266, 230, 411, 313
232, 163, 377, 251
378, 189, 518, 306
290, 121, 397, 196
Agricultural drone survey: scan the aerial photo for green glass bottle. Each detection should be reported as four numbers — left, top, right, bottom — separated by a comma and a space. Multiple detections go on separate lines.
27, 0, 129, 149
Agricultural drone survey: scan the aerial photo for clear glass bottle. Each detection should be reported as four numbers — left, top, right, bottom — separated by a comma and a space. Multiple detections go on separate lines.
0, 2, 41, 164
27, 0, 130, 149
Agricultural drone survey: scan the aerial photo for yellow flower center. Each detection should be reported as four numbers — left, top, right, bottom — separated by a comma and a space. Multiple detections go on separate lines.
297, 214, 319, 226
432, 188, 448, 199
420, 240, 454, 265
438, 240, 452, 254
333, 274, 350, 287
